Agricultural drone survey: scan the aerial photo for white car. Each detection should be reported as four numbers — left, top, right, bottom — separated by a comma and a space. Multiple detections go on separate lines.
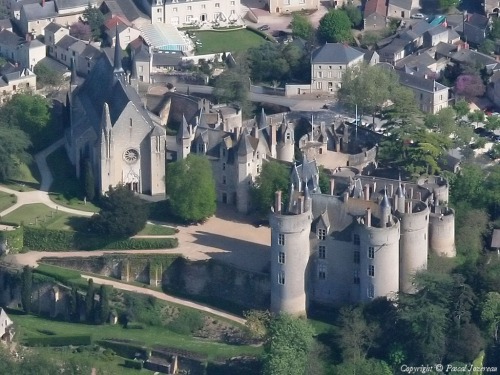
411, 13, 425, 19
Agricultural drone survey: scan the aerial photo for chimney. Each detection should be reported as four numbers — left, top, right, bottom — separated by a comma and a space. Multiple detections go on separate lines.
372, 182, 376, 194
418, 191, 422, 201
389, 184, 394, 197
407, 201, 413, 214
365, 208, 371, 227
343, 191, 349, 203
297, 196, 304, 214
41, 0, 45, 6
274, 191, 282, 214
329, 179, 335, 195
270, 123, 276, 149
364, 184, 370, 201
409, 187, 414, 199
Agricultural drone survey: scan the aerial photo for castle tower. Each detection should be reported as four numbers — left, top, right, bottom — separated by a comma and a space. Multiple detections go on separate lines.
395, 199, 429, 294
270, 182, 313, 316
236, 133, 254, 213
277, 114, 295, 162
429, 205, 455, 257
358, 204, 400, 303
176, 114, 191, 159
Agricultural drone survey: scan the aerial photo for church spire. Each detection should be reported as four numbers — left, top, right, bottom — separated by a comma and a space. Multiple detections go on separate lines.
113, 26, 125, 82
70, 57, 77, 88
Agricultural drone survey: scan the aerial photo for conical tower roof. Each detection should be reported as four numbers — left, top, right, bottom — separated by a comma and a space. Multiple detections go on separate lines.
237, 133, 254, 156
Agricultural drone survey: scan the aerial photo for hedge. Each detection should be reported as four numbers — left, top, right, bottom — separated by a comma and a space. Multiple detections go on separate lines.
98, 340, 149, 359
34, 264, 82, 285
124, 359, 143, 370
24, 335, 92, 347
23, 227, 178, 251
245, 26, 278, 43
0, 226, 23, 253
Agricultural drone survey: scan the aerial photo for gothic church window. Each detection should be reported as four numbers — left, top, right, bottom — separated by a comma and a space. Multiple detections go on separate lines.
318, 245, 326, 259
123, 149, 139, 164
278, 234, 285, 245
278, 252, 285, 264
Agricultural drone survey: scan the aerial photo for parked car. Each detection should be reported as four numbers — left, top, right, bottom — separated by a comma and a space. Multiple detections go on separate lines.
411, 13, 425, 19
258, 25, 270, 31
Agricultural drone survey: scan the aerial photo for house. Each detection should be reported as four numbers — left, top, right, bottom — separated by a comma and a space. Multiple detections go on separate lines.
487, 71, 500, 108
378, 38, 408, 64
0, 29, 45, 70
100, 0, 149, 28
396, 70, 450, 113
45, 24, 101, 76
395, 51, 439, 78
484, 0, 500, 17
423, 25, 451, 48
0, 308, 14, 342
141, 0, 241, 26
387, 0, 416, 19
310, 43, 365, 94
267, 0, 319, 14
363, 0, 387, 30
104, 17, 140, 49
16, 0, 98, 37
0, 63, 36, 104
434, 42, 459, 60
450, 49, 499, 73
463, 13, 490, 46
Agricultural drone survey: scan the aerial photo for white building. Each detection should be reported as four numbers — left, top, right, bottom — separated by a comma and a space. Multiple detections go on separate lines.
0, 29, 46, 70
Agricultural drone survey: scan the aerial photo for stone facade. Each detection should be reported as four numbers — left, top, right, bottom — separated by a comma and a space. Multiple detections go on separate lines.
267, 0, 319, 14
270, 160, 456, 314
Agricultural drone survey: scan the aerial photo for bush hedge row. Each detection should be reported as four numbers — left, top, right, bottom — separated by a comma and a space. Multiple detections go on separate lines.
34, 264, 82, 285
97, 340, 149, 359
124, 359, 143, 369
24, 335, 92, 347
23, 227, 178, 251
0, 226, 23, 253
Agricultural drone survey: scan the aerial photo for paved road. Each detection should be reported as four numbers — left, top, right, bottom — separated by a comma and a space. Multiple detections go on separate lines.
80, 275, 245, 324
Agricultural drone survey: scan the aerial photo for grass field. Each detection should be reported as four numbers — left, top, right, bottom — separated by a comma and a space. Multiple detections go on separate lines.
12, 313, 261, 361
47, 147, 100, 213
138, 223, 176, 236
1, 161, 41, 192
0, 191, 17, 212
1, 203, 81, 229
193, 29, 267, 54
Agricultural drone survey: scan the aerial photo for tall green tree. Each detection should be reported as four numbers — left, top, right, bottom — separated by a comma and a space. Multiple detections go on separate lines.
213, 67, 250, 113
85, 278, 95, 323
166, 154, 216, 222
90, 184, 149, 237
0, 126, 31, 181
20, 266, 32, 313
290, 13, 314, 41
492, 18, 500, 40
343, 4, 362, 28
262, 313, 314, 375
0, 93, 50, 138
454, 99, 470, 118
438, 0, 459, 11
481, 292, 500, 342
247, 43, 291, 83
33, 63, 64, 87
98, 285, 111, 324
251, 160, 290, 217
82, 6, 104, 41
317, 9, 353, 43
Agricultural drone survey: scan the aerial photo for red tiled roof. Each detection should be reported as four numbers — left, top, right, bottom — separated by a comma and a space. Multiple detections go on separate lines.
364, 0, 387, 17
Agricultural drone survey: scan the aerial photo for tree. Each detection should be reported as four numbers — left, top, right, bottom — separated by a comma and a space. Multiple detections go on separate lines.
262, 313, 314, 375
244, 310, 271, 340
68, 287, 79, 322
317, 9, 353, 43
454, 99, 470, 117
98, 285, 111, 324
83, 159, 95, 201
446, 323, 484, 363
69, 21, 91, 40
455, 74, 485, 100
33, 62, 64, 88
424, 107, 457, 137
290, 13, 314, 41
166, 154, 216, 222
247, 43, 291, 83
479, 39, 495, 55
1, 93, 50, 138
82, 6, 104, 41
333, 359, 392, 375
0, 126, 31, 181
85, 278, 95, 323
251, 160, 290, 217
343, 4, 362, 28
20, 266, 32, 313
492, 18, 500, 40
438, 0, 459, 11
485, 115, 500, 131
90, 184, 149, 237
213, 67, 249, 108
361, 31, 382, 48
468, 109, 485, 128
481, 292, 500, 342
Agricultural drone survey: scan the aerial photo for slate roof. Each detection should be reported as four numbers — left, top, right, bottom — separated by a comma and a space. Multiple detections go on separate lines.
44, 21, 63, 33
379, 38, 408, 55
104, 0, 148, 23
152, 51, 182, 67
237, 133, 254, 156
466, 13, 489, 29
22, 1, 57, 21
364, 0, 387, 17
388, 0, 412, 10
492, 229, 500, 248
311, 43, 364, 64
54, 0, 90, 10
426, 25, 448, 37
396, 70, 448, 92
395, 51, 436, 70
450, 49, 497, 67
0, 19, 13, 31
434, 42, 458, 57
0, 29, 24, 47
132, 39, 150, 62
56, 35, 78, 49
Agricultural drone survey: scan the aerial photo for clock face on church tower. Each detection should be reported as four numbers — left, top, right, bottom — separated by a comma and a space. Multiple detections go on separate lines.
123, 148, 140, 164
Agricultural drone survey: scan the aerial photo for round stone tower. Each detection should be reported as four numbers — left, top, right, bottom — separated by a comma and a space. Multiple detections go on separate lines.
429, 205, 455, 257
395, 200, 429, 293
270, 188, 312, 316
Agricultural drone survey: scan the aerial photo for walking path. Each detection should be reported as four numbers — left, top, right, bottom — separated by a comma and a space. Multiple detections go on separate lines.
80, 275, 245, 324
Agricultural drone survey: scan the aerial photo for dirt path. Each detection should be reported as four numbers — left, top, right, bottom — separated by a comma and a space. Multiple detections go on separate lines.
80, 275, 245, 324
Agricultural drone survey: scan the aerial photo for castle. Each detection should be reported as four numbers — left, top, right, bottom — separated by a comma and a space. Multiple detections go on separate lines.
269, 159, 455, 315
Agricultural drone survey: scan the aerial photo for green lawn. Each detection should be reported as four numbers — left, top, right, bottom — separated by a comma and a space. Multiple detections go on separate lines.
1, 161, 41, 191
138, 223, 176, 236
0, 191, 17, 213
1, 203, 82, 229
11, 314, 261, 361
193, 29, 267, 54
47, 147, 100, 212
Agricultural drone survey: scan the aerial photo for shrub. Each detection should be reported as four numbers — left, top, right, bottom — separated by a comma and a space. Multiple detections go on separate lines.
167, 309, 204, 335
126, 323, 144, 330
98, 340, 148, 359
124, 359, 143, 369
24, 335, 92, 347
0, 226, 23, 253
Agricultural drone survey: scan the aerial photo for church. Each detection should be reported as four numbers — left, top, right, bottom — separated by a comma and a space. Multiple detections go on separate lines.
65, 29, 167, 197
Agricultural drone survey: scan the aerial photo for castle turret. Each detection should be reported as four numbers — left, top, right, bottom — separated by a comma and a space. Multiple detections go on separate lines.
277, 114, 295, 162
429, 205, 455, 257
270, 179, 312, 315
112, 26, 126, 84
177, 114, 191, 159
379, 188, 391, 227
236, 133, 254, 213
395, 180, 406, 213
